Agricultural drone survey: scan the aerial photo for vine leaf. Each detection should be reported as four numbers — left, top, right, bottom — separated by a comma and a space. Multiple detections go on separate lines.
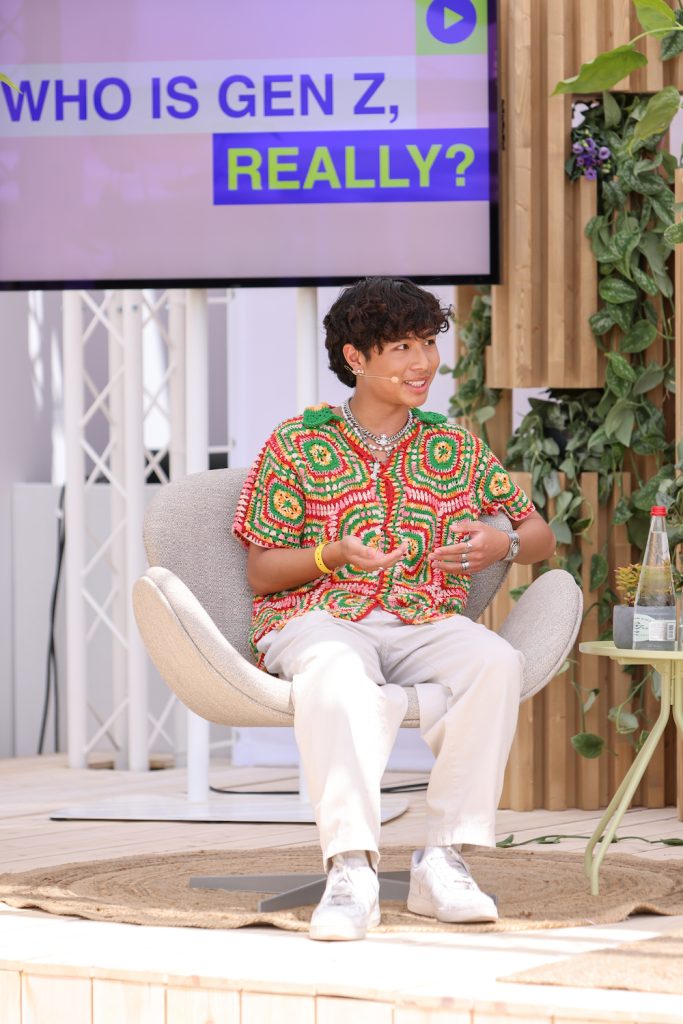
590, 553, 609, 590
620, 319, 657, 353
663, 219, 683, 246
571, 733, 605, 759
633, 363, 664, 395
631, 86, 682, 150
553, 45, 647, 95
608, 708, 640, 734
604, 400, 636, 446
632, 0, 676, 32
661, 10, 683, 60
550, 518, 572, 545
602, 90, 622, 128
599, 276, 638, 304
583, 688, 600, 713
496, 835, 515, 848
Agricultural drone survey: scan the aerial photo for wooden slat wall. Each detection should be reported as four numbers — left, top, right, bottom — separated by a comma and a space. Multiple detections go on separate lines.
491, 0, 683, 390
492, 473, 651, 811
452, 2, 683, 810
676, 170, 683, 818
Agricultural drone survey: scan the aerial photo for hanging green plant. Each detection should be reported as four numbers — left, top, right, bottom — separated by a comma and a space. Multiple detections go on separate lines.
504, 88, 683, 760
440, 287, 501, 446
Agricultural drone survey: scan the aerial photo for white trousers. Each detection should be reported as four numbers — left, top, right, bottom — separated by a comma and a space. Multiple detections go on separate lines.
257, 609, 523, 869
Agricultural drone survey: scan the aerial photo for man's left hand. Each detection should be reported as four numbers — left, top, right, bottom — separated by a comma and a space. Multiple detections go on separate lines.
428, 520, 510, 575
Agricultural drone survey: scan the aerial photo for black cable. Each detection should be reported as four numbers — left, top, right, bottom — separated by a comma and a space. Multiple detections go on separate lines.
38, 485, 65, 755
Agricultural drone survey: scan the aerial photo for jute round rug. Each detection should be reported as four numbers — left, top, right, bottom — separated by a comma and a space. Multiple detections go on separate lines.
1, 846, 682, 934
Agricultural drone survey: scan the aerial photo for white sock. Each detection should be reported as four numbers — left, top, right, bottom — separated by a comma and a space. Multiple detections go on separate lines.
332, 849, 375, 871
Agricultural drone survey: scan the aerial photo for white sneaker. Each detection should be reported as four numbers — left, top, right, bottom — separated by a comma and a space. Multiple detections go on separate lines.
309, 851, 380, 941
407, 846, 498, 923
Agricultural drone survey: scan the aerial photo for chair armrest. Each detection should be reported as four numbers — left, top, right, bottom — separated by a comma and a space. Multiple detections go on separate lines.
498, 569, 583, 703
133, 566, 294, 726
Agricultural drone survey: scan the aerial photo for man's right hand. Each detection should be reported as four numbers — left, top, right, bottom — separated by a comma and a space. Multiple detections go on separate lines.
328, 536, 409, 572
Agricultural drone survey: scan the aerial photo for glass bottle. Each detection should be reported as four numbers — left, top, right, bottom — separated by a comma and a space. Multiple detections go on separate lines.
633, 505, 677, 651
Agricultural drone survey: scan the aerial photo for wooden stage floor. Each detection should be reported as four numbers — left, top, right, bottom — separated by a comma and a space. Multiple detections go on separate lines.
1, 755, 683, 1024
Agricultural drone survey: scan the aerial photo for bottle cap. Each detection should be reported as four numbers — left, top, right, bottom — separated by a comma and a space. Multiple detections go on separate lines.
651, 506, 667, 516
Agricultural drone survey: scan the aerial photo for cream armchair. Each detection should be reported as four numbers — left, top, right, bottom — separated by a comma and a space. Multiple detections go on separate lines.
133, 467, 583, 910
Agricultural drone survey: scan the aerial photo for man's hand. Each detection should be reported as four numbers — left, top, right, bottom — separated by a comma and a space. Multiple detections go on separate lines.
335, 535, 410, 572
428, 520, 509, 575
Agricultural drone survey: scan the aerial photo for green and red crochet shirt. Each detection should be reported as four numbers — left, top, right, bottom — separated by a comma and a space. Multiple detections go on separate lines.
232, 404, 535, 661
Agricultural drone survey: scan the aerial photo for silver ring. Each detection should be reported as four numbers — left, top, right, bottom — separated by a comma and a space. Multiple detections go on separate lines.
466, 540, 472, 551
461, 558, 469, 570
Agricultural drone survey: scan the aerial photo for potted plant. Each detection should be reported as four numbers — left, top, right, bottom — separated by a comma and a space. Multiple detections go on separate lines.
612, 564, 641, 649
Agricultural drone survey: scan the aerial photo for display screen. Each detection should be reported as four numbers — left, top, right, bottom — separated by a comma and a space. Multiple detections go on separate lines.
0, 0, 499, 289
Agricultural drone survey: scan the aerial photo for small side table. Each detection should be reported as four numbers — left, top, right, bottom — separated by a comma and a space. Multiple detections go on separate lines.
579, 640, 683, 895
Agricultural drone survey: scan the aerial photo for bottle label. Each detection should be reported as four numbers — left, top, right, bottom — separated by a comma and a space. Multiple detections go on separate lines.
633, 614, 676, 643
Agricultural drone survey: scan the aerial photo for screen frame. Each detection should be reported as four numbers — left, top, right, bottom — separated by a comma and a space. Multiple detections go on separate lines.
0, 0, 500, 292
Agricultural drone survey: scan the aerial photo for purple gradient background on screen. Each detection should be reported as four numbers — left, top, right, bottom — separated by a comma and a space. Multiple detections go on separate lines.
0, 1, 416, 63
0, 0, 496, 285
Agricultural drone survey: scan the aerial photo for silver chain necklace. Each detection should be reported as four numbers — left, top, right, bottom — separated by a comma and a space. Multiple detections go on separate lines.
341, 400, 413, 479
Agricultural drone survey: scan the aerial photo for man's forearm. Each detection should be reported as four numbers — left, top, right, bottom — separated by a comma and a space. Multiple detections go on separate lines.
513, 513, 557, 564
247, 541, 344, 596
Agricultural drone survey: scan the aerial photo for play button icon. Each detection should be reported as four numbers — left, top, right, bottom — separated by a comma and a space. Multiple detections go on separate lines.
426, 0, 477, 45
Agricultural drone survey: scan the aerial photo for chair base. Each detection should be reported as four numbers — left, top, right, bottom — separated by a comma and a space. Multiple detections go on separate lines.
190, 870, 411, 911
50, 795, 409, 825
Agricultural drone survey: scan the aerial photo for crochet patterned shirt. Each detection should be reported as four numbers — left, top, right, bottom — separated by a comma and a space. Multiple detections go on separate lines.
232, 404, 535, 662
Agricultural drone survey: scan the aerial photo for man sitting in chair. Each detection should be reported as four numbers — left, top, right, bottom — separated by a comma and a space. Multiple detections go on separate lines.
232, 277, 556, 941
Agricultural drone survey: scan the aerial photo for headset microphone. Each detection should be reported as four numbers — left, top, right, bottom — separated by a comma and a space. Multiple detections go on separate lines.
352, 368, 401, 384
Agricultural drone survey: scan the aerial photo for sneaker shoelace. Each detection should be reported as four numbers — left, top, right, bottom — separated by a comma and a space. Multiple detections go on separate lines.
324, 865, 362, 906
428, 848, 478, 890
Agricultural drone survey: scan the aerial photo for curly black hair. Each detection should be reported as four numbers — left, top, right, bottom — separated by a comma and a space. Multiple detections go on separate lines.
323, 277, 451, 388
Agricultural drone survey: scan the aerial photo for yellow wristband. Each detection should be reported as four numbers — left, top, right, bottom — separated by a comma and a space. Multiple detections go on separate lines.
314, 542, 334, 575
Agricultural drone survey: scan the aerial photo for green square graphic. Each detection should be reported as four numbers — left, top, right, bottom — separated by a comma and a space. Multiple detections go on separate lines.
416, 0, 488, 56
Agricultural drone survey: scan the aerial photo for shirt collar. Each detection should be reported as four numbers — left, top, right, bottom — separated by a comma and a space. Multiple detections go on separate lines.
302, 403, 448, 428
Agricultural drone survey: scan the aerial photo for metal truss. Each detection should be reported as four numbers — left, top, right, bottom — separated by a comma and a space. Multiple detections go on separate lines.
62, 288, 202, 770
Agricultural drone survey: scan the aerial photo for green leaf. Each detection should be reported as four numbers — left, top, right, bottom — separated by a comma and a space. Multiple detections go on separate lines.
606, 352, 637, 398
651, 195, 675, 229
633, 86, 682, 149
613, 496, 632, 524
633, 0, 676, 32
559, 457, 576, 479
661, 26, 683, 60
632, 267, 659, 296
663, 219, 683, 246
496, 834, 515, 848
604, 401, 636, 446
571, 732, 605, 759
473, 404, 496, 424
639, 231, 674, 296
609, 708, 640, 734
633, 364, 664, 395
550, 518, 573, 545
0, 73, 21, 92
660, 837, 683, 846
620, 319, 658, 353
602, 90, 622, 128
544, 469, 561, 499
589, 309, 614, 337
608, 300, 636, 332
627, 512, 651, 549
590, 553, 609, 590
598, 276, 638, 304
583, 688, 600, 714
553, 45, 648, 95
